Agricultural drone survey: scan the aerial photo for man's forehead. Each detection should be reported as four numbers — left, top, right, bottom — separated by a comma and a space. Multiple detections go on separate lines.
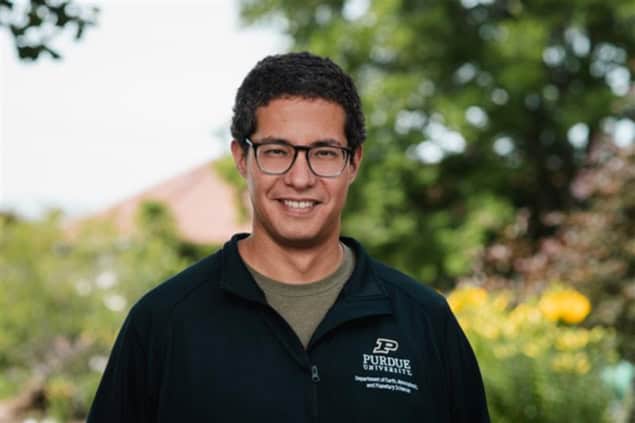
252, 97, 348, 144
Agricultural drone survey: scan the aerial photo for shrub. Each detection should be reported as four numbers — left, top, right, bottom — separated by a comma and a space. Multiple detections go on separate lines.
448, 285, 620, 422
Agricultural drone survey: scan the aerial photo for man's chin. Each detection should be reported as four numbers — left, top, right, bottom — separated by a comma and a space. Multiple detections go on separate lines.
269, 230, 332, 250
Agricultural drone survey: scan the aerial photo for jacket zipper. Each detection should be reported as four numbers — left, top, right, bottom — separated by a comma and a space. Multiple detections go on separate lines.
311, 364, 320, 421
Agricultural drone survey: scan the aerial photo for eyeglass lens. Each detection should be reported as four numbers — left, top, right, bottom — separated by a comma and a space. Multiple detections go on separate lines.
256, 143, 347, 176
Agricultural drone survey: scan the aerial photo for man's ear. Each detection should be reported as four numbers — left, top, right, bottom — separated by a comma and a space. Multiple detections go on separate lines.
348, 145, 363, 183
230, 140, 248, 178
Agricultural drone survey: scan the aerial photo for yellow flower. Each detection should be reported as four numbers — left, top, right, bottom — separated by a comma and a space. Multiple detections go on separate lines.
538, 288, 591, 324
493, 344, 516, 358
538, 294, 561, 322
447, 286, 488, 313
551, 353, 576, 373
575, 355, 591, 374
522, 341, 543, 358
509, 303, 543, 328
555, 330, 589, 351
560, 291, 591, 324
456, 316, 471, 331
589, 326, 606, 343
501, 320, 518, 337
491, 292, 511, 312
478, 323, 500, 340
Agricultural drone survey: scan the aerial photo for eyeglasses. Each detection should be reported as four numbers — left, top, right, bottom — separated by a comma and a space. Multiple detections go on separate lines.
245, 138, 353, 178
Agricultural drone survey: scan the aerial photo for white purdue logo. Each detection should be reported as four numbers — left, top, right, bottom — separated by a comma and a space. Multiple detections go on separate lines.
356, 337, 418, 392
372, 338, 399, 354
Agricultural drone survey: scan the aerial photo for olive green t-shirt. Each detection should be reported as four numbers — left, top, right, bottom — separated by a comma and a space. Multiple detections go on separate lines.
245, 244, 355, 349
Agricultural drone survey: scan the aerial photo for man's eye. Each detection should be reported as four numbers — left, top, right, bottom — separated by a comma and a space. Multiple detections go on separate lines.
313, 148, 339, 159
262, 148, 289, 157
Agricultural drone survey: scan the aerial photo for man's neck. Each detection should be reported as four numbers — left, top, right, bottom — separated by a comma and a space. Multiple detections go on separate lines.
237, 234, 343, 284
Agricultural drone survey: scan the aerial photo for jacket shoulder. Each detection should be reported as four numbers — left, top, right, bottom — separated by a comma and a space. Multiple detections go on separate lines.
127, 249, 223, 331
370, 258, 449, 314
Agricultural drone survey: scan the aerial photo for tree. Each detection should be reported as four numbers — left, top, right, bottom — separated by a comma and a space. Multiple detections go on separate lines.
480, 142, 635, 361
0, 0, 98, 60
239, 0, 635, 288
0, 206, 212, 420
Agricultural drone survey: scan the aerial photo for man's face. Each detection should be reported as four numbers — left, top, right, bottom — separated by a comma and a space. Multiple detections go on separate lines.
231, 97, 362, 249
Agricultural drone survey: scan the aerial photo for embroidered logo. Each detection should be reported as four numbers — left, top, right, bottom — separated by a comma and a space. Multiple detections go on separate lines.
363, 338, 412, 376
372, 338, 399, 354
355, 337, 419, 394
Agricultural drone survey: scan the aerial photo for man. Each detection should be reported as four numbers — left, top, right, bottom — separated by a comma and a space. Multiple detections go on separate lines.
87, 52, 490, 422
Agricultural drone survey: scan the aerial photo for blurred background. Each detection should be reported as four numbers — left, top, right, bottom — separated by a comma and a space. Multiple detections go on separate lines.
2, 0, 635, 421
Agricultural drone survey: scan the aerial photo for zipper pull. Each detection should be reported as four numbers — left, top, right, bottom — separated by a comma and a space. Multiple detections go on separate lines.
311, 364, 320, 383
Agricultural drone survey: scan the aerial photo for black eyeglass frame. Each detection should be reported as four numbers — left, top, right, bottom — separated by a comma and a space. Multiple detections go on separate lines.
244, 137, 354, 178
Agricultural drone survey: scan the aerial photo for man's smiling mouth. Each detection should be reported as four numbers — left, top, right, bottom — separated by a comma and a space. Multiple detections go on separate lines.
281, 199, 318, 210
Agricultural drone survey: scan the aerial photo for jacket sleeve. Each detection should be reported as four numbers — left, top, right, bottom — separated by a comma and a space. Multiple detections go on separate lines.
87, 307, 154, 423
443, 304, 490, 423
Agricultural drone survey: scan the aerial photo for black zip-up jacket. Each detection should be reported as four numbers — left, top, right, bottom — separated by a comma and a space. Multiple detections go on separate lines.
87, 234, 490, 422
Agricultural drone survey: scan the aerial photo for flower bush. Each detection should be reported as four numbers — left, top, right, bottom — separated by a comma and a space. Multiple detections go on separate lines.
448, 285, 620, 423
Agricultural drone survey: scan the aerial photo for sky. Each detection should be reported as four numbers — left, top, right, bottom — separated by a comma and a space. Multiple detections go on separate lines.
1, 0, 288, 218
3, 1, 635, 220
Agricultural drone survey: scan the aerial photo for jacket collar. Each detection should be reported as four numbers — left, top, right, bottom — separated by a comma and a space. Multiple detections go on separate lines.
218, 233, 393, 351
218, 233, 391, 304
218, 233, 267, 303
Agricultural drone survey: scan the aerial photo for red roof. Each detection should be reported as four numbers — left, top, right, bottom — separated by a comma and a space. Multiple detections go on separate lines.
72, 159, 250, 244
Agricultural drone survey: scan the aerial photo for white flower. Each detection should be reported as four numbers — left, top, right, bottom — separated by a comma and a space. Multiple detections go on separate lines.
89, 355, 109, 373
96, 270, 118, 289
103, 294, 127, 312
75, 278, 92, 296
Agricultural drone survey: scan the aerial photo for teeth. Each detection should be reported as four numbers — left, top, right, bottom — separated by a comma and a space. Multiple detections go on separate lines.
283, 200, 315, 209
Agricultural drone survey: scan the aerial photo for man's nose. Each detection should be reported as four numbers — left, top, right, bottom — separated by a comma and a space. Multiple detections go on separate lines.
283, 151, 316, 188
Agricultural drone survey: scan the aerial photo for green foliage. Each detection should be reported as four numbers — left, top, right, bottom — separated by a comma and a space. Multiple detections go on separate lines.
0, 0, 99, 60
136, 200, 179, 243
213, 156, 250, 223
239, 0, 635, 288
0, 207, 213, 419
449, 285, 620, 422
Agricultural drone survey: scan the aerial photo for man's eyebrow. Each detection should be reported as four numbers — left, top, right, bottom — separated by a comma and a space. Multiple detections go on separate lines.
256, 137, 345, 147
257, 136, 290, 144
311, 139, 345, 147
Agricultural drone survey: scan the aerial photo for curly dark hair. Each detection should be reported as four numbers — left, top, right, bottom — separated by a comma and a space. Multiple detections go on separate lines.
231, 51, 366, 151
